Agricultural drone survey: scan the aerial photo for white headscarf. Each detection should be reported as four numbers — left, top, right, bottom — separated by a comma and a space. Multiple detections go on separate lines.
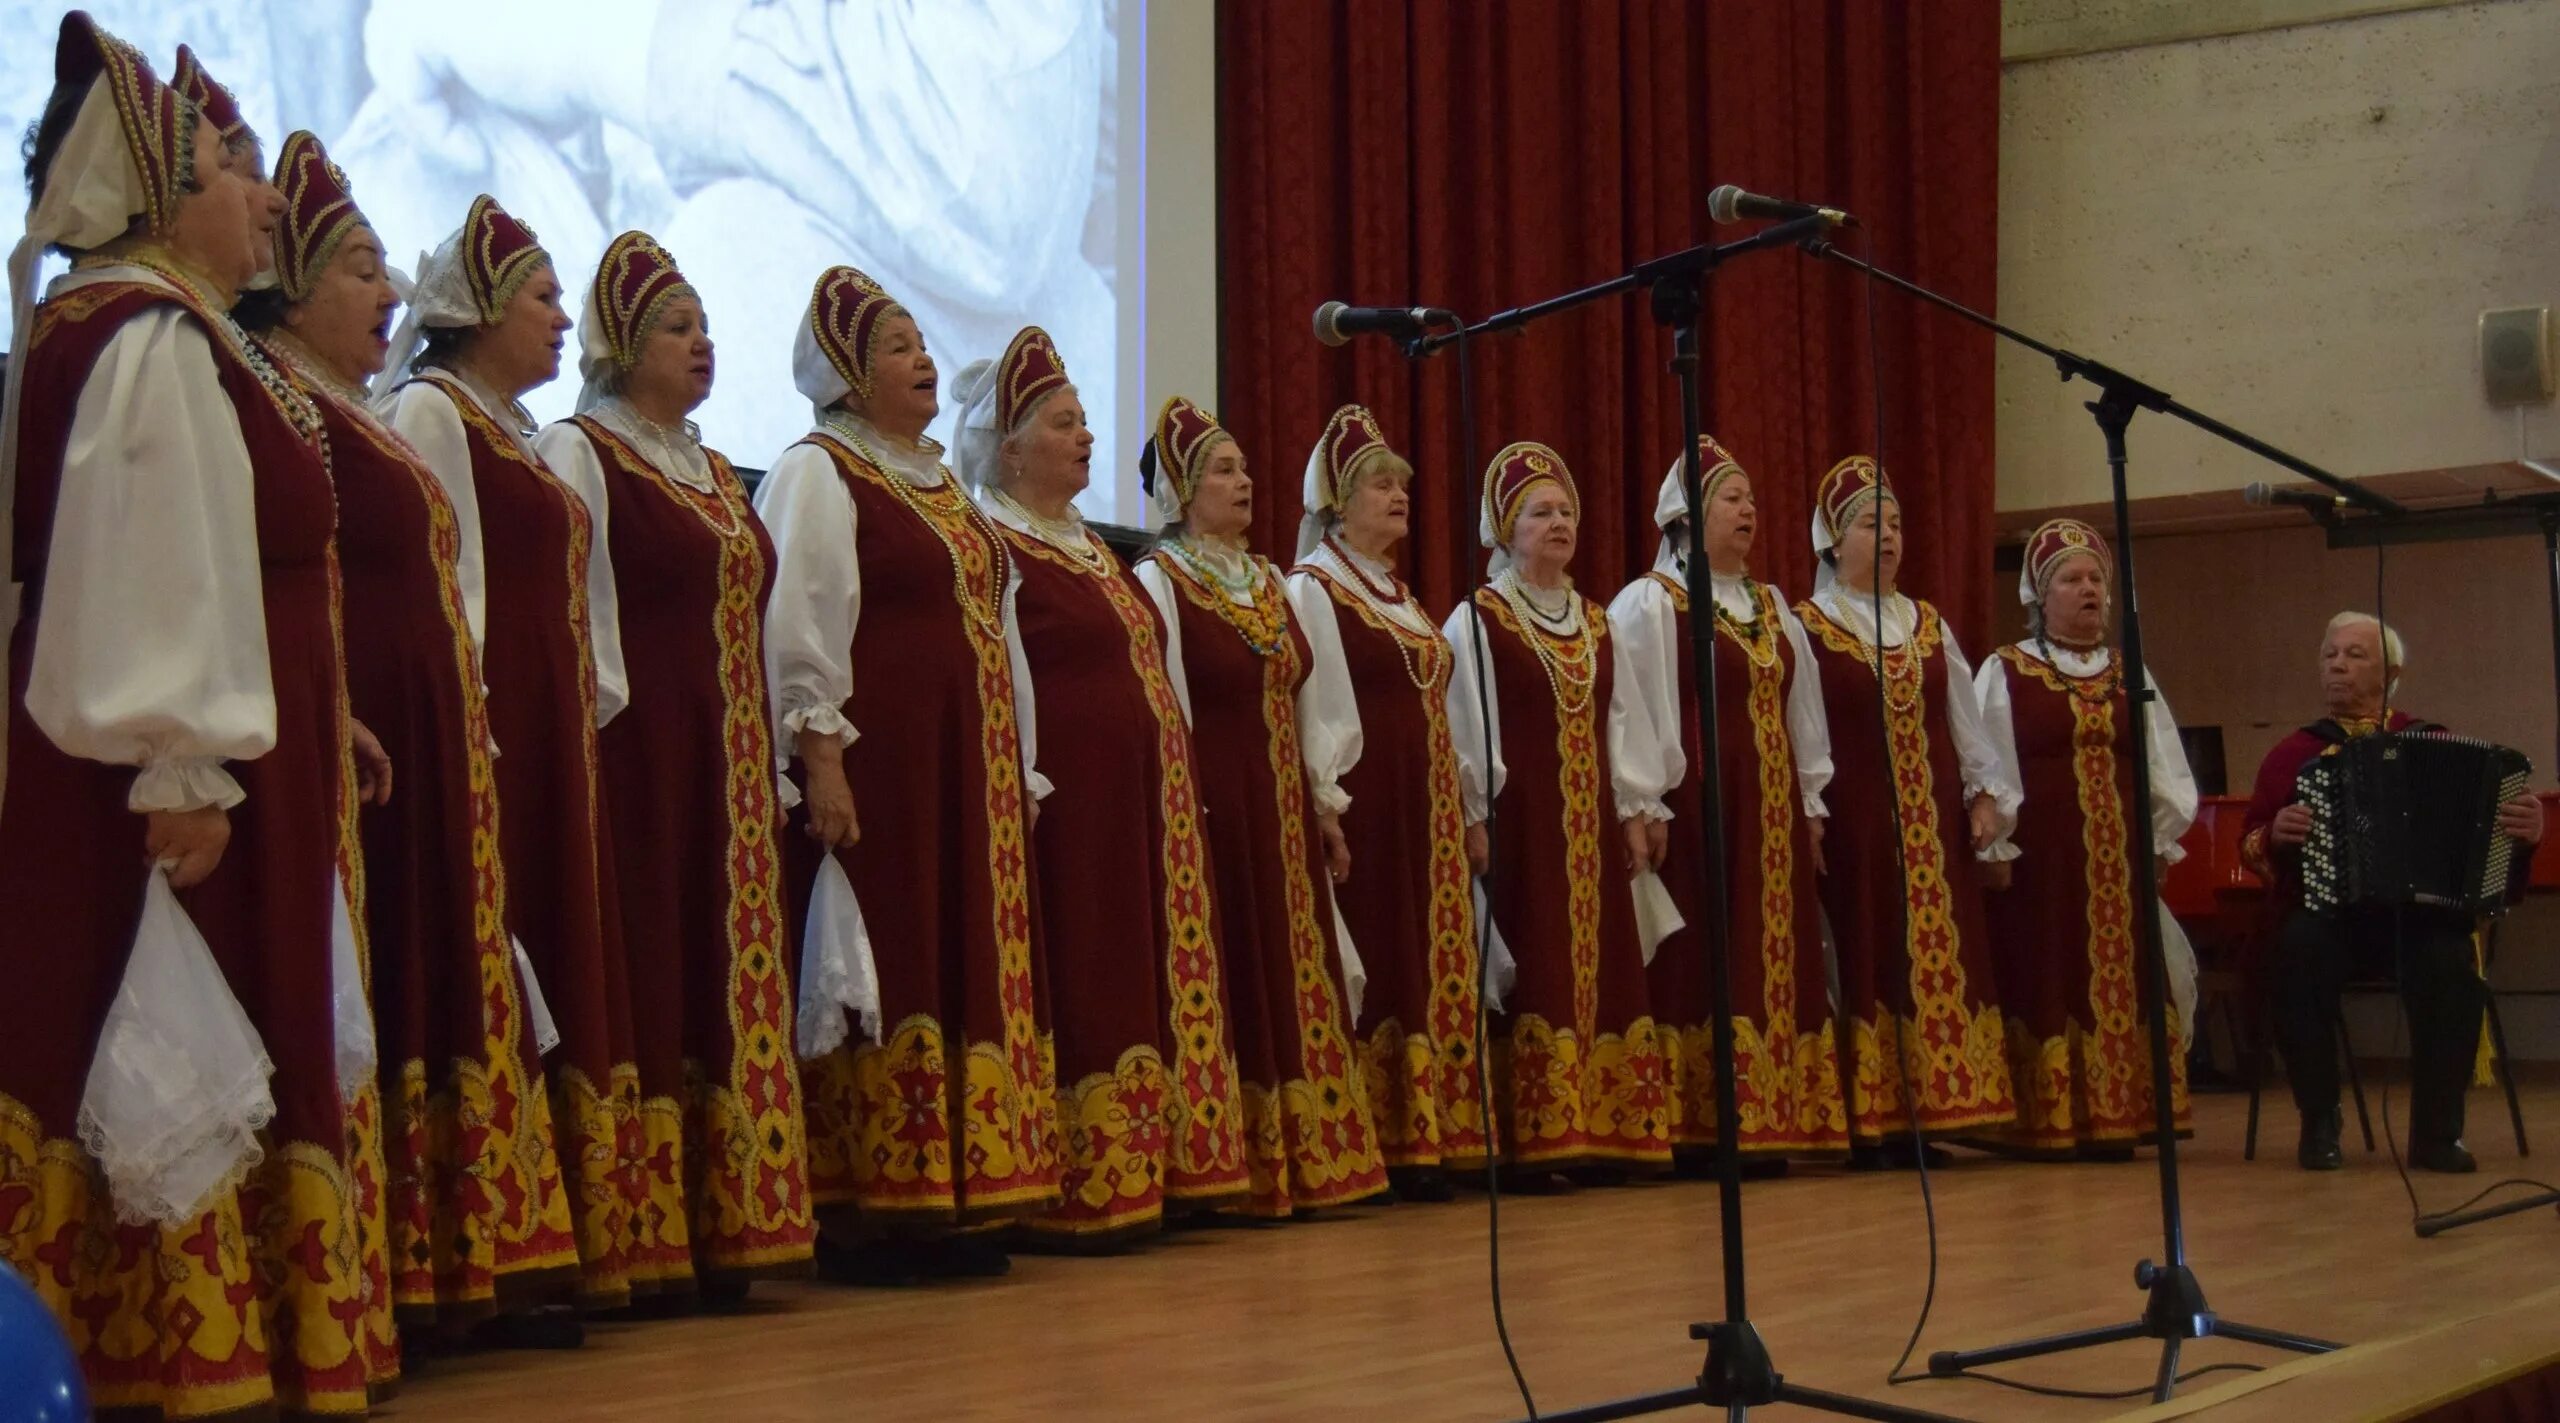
2, 78, 156, 818
372, 223, 483, 397
950, 355, 1003, 492
573, 279, 615, 414
792, 301, 853, 421
1649, 442, 1745, 578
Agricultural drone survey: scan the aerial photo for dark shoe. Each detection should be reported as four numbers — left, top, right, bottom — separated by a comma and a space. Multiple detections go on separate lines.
813, 1233, 926, 1288
2411, 1138, 2477, 1175
1494, 1166, 1572, 1194
924, 1234, 1013, 1279
2076, 1143, 2137, 1164
2297, 1109, 2343, 1172
697, 1273, 753, 1313
1387, 1167, 1457, 1203
469, 1306, 584, 1350
1739, 1158, 1791, 1181
1561, 1165, 1631, 1189
1872, 1137, 1951, 1171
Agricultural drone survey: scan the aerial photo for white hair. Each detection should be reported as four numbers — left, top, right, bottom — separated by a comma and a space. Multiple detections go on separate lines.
2326, 610, 2406, 693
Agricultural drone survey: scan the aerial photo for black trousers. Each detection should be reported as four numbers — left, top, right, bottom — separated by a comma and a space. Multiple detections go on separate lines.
2269, 906, 2485, 1147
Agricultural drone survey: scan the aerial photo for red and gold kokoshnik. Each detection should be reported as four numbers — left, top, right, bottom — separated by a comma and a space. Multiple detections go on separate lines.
53, 12, 192, 237
169, 43, 247, 148
457, 194, 549, 325
995, 326, 1071, 433
806, 265, 908, 407
269, 131, 366, 304
592, 232, 697, 372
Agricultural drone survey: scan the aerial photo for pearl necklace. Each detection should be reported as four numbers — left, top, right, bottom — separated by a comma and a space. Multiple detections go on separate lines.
1312, 540, 1445, 690
601, 396, 714, 490
823, 416, 1007, 635
989, 486, 1112, 574
1493, 570, 1595, 714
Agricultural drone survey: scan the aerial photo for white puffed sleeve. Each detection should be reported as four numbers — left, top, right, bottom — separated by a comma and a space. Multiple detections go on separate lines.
1776, 597, 1834, 818
1972, 651, 2024, 863
531, 421, 629, 728
1283, 571, 1363, 817
1604, 576, 1687, 793
1440, 601, 1508, 825
27, 308, 273, 812
2143, 675, 2199, 861
1605, 605, 1675, 823
1134, 559, 1194, 726
377, 381, 486, 657
1002, 562, 1052, 800
753, 442, 862, 759
1938, 621, 2018, 839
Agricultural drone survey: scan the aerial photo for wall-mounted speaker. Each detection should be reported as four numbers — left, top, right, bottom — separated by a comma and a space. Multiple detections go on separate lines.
2480, 306, 2553, 406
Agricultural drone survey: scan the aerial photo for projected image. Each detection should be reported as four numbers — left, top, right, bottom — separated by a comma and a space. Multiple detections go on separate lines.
1, 0, 1125, 498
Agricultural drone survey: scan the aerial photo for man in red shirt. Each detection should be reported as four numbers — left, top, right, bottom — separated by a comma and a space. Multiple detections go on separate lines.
2241, 613, 2542, 1173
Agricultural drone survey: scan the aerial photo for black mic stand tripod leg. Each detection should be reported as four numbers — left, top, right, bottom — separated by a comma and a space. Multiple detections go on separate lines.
1919, 386, 2337, 1403
1497, 228, 1965, 1423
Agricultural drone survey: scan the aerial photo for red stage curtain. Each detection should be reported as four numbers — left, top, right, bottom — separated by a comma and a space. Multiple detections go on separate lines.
1217, 0, 2003, 647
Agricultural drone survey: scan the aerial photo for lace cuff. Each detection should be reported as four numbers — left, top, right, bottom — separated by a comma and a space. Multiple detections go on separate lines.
127, 756, 245, 813
782, 703, 857, 748
1311, 782, 1351, 818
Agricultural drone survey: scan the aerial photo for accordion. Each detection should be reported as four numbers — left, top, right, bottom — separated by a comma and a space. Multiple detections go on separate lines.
2294, 731, 2532, 915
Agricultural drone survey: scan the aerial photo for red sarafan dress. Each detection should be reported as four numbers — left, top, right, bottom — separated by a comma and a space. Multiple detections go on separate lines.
987, 495, 1248, 1239
1444, 583, 1674, 1170
1795, 590, 2017, 1142
1139, 539, 1386, 1216
1978, 641, 2196, 1152
1287, 541, 1486, 1174
382, 370, 656, 1304
536, 412, 814, 1284
292, 358, 582, 1323
1612, 569, 1846, 1157
759, 418, 1061, 1226
0, 266, 383, 1416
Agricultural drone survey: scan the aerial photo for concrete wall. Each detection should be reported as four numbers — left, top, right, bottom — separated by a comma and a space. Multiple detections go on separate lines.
1996, 0, 2560, 512
1997, 0, 2560, 1059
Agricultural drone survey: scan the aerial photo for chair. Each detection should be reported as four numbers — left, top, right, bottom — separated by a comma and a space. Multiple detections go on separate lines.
2241, 922, 2530, 1161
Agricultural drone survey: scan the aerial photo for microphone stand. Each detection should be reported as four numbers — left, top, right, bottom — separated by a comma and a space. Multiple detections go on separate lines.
1796, 239, 2360, 1402
1413, 214, 1968, 1423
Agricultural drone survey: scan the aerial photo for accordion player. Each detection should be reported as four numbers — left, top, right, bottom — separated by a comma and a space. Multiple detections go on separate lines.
2239, 614, 2544, 1176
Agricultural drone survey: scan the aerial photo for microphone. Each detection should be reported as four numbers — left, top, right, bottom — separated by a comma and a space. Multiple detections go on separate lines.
1708, 184, 1858, 229
1312, 301, 1446, 347
2242, 481, 2347, 515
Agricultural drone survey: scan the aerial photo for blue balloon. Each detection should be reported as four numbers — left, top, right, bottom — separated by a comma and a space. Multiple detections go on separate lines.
0, 1261, 87, 1423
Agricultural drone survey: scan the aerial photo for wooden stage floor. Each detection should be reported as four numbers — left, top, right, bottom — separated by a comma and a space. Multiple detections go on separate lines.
386, 1080, 2560, 1422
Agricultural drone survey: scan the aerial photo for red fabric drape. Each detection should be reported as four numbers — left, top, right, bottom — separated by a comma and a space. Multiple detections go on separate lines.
1217, 0, 2002, 648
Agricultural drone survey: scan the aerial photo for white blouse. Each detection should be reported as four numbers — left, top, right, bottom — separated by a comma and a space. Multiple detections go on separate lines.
1607, 567, 1835, 820
25, 267, 273, 813
1975, 641, 2199, 864
379, 373, 629, 728
1437, 588, 1677, 827
1807, 584, 2018, 838
753, 416, 1047, 799
1281, 541, 1432, 819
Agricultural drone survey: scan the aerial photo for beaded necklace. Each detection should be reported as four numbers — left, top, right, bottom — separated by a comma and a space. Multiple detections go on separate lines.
989, 485, 1112, 575
1312, 539, 1445, 690
1494, 569, 1596, 714
1713, 581, 1782, 670
587, 414, 745, 541
822, 414, 1007, 635
1163, 536, 1291, 657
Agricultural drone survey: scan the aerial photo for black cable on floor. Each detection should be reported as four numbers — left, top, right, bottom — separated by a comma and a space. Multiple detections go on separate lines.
1929, 1360, 2265, 1402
